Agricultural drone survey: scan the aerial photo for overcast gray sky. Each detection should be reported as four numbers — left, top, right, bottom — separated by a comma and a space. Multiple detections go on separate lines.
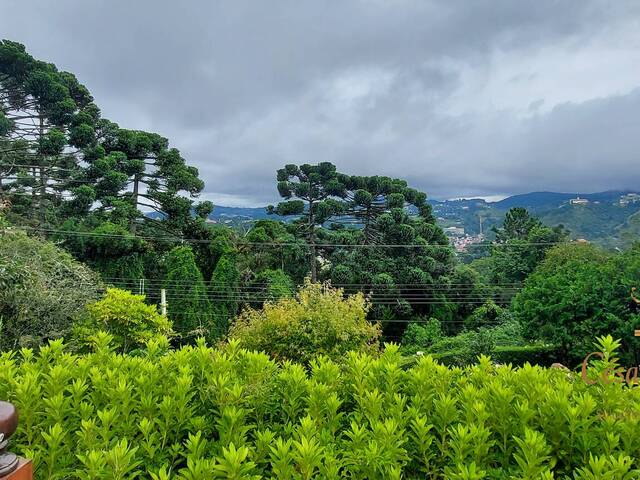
2, 0, 640, 205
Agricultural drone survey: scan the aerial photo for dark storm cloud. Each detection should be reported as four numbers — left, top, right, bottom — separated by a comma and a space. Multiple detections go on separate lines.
2, 0, 639, 205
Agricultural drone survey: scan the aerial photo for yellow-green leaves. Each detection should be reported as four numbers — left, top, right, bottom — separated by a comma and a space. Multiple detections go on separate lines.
3, 339, 640, 479
74, 288, 173, 353
229, 281, 381, 364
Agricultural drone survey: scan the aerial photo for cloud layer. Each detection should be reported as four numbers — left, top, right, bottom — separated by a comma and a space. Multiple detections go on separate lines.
2, 0, 640, 205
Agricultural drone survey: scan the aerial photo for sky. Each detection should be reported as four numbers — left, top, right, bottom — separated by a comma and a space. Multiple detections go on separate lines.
2, 0, 640, 206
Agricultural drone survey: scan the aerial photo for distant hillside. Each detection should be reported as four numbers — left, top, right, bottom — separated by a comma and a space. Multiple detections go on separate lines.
203, 189, 640, 247
210, 206, 270, 221
538, 202, 640, 246
493, 190, 635, 209
432, 190, 640, 247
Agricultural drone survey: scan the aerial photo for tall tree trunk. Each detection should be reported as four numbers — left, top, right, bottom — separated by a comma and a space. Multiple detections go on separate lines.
131, 174, 139, 234
38, 114, 46, 230
39, 165, 46, 225
310, 241, 317, 282
308, 200, 317, 282
363, 206, 372, 245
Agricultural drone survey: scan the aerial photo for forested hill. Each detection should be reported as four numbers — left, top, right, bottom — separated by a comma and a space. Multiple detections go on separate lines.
207, 190, 640, 247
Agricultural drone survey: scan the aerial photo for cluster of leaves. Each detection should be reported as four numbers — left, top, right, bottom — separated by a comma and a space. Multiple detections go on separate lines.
0, 230, 102, 350
0, 40, 215, 301
229, 282, 381, 364
400, 308, 558, 367
2, 339, 640, 479
265, 162, 457, 336
482, 207, 569, 287
513, 242, 640, 365
72, 288, 173, 353
0, 39, 98, 226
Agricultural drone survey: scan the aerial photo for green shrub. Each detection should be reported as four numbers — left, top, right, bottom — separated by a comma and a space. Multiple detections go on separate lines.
210, 250, 240, 339
433, 345, 561, 367
427, 330, 477, 353
464, 300, 506, 331
0, 230, 102, 351
401, 318, 443, 351
425, 329, 496, 366
229, 281, 381, 363
421, 320, 531, 366
72, 288, 173, 352
252, 268, 294, 302
513, 243, 640, 364
1, 339, 640, 478
487, 318, 526, 347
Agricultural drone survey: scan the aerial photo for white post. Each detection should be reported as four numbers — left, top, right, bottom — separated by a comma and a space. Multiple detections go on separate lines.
160, 288, 167, 316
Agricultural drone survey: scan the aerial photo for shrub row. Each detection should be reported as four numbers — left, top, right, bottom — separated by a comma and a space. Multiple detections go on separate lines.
432, 345, 562, 367
1, 336, 639, 479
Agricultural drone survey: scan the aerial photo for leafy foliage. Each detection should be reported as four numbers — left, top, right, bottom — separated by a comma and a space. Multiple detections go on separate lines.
210, 250, 240, 339
267, 162, 348, 280
465, 300, 506, 331
0, 40, 98, 225
229, 281, 381, 363
488, 207, 569, 285
401, 318, 443, 350
1, 340, 640, 478
513, 243, 640, 364
163, 246, 212, 341
73, 288, 173, 352
0, 41, 209, 266
0, 230, 102, 350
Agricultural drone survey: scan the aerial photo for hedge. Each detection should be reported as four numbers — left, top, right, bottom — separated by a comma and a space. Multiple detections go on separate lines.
432, 345, 561, 367
1, 337, 639, 479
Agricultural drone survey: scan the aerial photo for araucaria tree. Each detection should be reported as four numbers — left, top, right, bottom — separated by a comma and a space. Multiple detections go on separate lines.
92, 124, 205, 233
1, 41, 209, 241
267, 162, 347, 281
340, 174, 431, 243
0, 40, 99, 224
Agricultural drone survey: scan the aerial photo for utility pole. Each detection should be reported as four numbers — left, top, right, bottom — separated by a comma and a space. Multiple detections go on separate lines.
160, 289, 167, 317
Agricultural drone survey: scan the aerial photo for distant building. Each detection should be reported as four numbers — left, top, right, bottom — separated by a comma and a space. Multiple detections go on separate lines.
451, 234, 484, 252
619, 193, 640, 206
443, 226, 465, 236
570, 196, 589, 205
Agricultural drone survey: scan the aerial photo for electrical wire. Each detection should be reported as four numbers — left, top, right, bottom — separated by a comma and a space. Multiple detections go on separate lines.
12, 226, 572, 249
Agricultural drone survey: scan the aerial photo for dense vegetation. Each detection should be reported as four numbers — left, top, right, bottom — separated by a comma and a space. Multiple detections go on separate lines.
2, 337, 639, 479
2, 42, 639, 364
2, 40, 640, 478
0, 229, 102, 350
229, 282, 381, 363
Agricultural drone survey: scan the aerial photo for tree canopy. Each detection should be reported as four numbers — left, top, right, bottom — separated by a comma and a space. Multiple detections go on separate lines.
513, 243, 640, 364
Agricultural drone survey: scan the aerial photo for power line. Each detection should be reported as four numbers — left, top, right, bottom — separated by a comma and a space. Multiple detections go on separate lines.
13, 226, 571, 249
103, 278, 522, 288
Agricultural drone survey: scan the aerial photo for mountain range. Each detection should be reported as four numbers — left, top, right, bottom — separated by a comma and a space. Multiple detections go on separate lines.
207, 190, 640, 248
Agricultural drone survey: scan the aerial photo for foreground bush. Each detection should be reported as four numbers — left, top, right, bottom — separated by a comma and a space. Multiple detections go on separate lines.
1, 339, 640, 478
229, 281, 381, 363
72, 288, 174, 352
0, 230, 103, 351
513, 243, 640, 364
